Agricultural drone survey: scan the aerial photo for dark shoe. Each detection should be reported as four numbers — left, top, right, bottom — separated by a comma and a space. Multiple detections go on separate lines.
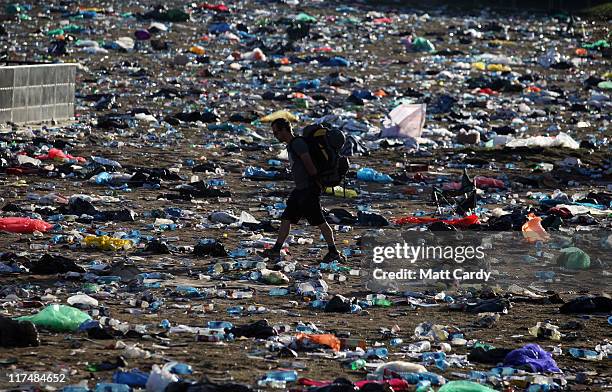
257, 248, 281, 262
322, 250, 347, 263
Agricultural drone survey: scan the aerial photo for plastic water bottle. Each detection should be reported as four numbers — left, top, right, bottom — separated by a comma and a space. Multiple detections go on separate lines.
169, 363, 193, 375
207, 321, 233, 330
264, 370, 298, 382
408, 341, 431, 353
568, 348, 602, 360
269, 287, 289, 296
207, 178, 225, 187
230, 290, 253, 299
535, 240, 543, 257
94, 383, 130, 392
366, 347, 388, 358
296, 323, 318, 333
490, 367, 518, 376
227, 306, 243, 316
347, 359, 366, 370
421, 352, 446, 362
469, 370, 488, 383
390, 338, 403, 347
159, 319, 171, 329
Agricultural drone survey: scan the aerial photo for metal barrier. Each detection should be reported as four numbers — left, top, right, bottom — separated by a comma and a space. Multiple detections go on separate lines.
0, 63, 76, 124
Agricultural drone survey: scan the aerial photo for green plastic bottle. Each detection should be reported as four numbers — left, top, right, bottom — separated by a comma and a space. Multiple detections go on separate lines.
348, 359, 366, 370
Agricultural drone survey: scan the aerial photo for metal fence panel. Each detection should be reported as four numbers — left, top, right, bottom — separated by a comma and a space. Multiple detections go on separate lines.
0, 64, 76, 123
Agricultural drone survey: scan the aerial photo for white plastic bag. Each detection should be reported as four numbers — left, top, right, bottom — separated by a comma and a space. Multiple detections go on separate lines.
146, 364, 179, 392
381, 103, 426, 139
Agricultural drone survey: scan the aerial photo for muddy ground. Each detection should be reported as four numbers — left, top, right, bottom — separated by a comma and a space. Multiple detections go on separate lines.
0, 0, 611, 390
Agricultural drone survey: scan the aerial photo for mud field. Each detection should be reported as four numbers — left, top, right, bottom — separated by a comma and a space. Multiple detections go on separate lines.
0, 1, 610, 391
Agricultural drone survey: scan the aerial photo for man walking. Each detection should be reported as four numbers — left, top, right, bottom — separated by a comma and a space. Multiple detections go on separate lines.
259, 118, 346, 263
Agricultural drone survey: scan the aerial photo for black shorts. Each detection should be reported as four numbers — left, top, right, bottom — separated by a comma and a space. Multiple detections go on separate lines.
281, 187, 325, 226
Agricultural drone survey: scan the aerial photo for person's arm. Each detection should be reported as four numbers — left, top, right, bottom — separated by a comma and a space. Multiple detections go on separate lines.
299, 152, 318, 177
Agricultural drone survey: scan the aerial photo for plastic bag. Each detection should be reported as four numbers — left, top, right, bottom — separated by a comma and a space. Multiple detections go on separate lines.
522, 213, 549, 243
16, 305, 91, 332
0, 217, 54, 233
83, 235, 133, 251
381, 103, 426, 139
356, 167, 393, 183
556, 247, 590, 270
146, 364, 179, 392
296, 333, 341, 351
506, 133, 580, 149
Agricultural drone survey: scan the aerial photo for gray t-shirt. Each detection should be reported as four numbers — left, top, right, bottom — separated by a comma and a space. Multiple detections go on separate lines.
288, 137, 311, 190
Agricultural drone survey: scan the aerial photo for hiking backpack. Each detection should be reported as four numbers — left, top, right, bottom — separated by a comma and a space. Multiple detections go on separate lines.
290, 123, 349, 188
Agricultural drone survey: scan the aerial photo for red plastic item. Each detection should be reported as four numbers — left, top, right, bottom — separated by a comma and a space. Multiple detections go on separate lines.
0, 217, 54, 233
355, 379, 410, 391
476, 88, 498, 95
373, 17, 393, 24
200, 3, 229, 12
35, 148, 86, 163
395, 214, 480, 228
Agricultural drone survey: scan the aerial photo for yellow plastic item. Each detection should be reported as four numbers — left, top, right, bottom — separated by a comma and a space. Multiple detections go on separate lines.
603, 71, 612, 79
259, 110, 299, 123
324, 186, 358, 198
83, 235, 133, 251
189, 45, 206, 55
471, 62, 486, 71
489, 39, 515, 46
486, 63, 511, 72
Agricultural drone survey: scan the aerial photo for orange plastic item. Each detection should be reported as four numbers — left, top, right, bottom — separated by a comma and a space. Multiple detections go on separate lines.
575, 48, 587, 56
292, 92, 306, 99
522, 213, 549, 243
526, 86, 541, 93
190, 45, 206, 55
373, 89, 387, 97
0, 217, 54, 233
280, 57, 290, 65
296, 333, 341, 352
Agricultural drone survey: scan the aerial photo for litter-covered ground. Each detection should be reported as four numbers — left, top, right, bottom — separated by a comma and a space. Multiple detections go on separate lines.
0, 1, 611, 391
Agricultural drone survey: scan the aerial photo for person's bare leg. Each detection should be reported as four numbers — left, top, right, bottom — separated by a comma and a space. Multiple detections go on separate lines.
319, 222, 338, 251
272, 219, 291, 251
